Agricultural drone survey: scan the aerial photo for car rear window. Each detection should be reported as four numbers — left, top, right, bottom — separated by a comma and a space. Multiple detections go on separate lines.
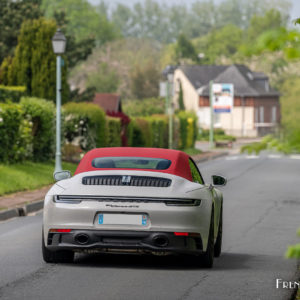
92, 157, 172, 170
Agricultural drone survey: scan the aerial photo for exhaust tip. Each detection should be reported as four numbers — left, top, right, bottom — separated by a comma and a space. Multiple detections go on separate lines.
75, 233, 90, 245
153, 235, 169, 247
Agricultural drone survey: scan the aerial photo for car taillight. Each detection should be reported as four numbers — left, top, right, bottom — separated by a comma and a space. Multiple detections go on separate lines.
174, 232, 189, 236
174, 232, 200, 237
49, 229, 72, 233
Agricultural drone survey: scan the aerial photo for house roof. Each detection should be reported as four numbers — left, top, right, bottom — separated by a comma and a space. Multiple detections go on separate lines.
179, 64, 279, 97
93, 93, 122, 113
74, 147, 193, 181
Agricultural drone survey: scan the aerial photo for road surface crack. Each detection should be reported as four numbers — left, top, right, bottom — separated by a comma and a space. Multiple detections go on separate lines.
178, 274, 208, 300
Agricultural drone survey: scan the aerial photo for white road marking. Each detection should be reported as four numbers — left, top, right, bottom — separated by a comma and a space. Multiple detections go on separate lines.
246, 155, 259, 159
268, 154, 282, 159
226, 156, 239, 160
289, 155, 300, 160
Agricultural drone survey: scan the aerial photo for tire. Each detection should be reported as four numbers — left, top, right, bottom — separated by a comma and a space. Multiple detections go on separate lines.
42, 232, 74, 263
201, 208, 214, 268
214, 204, 223, 258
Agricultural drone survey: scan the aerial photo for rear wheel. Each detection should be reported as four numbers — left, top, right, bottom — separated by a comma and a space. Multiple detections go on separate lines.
42, 232, 74, 263
201, 208, 214, 268
214, 204, 223, 257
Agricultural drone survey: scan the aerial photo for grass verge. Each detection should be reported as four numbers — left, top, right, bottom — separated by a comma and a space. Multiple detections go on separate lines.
0, 161, 77, 196
183, 148, 203, 156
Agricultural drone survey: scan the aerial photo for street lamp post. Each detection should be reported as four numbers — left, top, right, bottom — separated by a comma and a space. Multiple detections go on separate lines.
52, 29, 66, 173
167, 73, 174, 149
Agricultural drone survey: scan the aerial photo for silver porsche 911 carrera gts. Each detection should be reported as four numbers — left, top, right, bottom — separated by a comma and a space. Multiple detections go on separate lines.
42, 147, 226, 267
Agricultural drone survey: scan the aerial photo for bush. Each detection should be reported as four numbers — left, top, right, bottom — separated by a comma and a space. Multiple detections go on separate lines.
106, 117, 122, 147
0, 102, 33, 162
123, 98, 165, 117
63, 102, 106, 151
286, 229, 300, 259
147, 115, 169, 148
0, 85, 26, 102
20, 97, 55, 161
177, 111, 197, 149
127, 118, 149, 147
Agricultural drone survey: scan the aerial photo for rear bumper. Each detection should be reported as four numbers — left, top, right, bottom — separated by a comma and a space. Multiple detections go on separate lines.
46, 230, 204, 255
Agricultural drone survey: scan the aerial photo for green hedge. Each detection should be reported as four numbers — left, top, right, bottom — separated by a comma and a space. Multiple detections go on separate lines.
177, 111, 197, 149
20, 97, 55, 161
63, 102, 106, 151
0, 85, 26, 102
106, 117, 122, 147
0, 102, 33, 162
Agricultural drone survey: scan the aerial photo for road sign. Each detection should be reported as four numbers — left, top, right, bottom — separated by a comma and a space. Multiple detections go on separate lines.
212, 83, 234, 113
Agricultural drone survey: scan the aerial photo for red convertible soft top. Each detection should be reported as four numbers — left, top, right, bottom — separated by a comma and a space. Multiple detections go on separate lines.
74, 147, 193, 181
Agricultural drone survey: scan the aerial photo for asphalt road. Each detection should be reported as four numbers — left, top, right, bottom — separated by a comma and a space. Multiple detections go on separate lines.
0, 153, 299, 300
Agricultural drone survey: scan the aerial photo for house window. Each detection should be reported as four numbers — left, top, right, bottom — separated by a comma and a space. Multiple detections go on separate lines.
272, 106, 277, 123
259, 106, 264, 123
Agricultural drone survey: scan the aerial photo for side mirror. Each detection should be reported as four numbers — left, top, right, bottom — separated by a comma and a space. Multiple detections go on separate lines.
54, 170, 71, 182
212, 175, 227, 186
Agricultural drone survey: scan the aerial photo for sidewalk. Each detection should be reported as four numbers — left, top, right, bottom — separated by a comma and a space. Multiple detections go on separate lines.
0, 145, 243, 221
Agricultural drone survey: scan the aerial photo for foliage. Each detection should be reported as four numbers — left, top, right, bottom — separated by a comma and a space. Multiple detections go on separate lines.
106, 117, 122, 147
147, 115, 169, 148
175, 34, 199, 64
127, 118, 148, 147
110, 0, 291, 44
42, 0, 119, 45
194, 24, 243, 64
123, 98, 165, 117
240, 135, 291, 154
198, 128, 236, 142
0, 0, 42, 62
127, 115, 169, 148
86, 62, 119, 93
130, 62, 160, 99
178, 82, 185, 111
177, 111, 198, 149
0, 85, 26, 102
69, 87, 96, 103
52, 10, 96, 69
279, 77, 300, 152
0, 161, 77, 196
63, 102, 106, 151
183, 148, 202, 156
0, 102, 33, 163
4, 18, 69, 102
69, 38, 161, 99
285, 229, 300, 259
20, 97, 55, 161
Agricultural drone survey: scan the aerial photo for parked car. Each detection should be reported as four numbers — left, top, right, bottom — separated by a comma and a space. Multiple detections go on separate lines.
42, 147, 226, 267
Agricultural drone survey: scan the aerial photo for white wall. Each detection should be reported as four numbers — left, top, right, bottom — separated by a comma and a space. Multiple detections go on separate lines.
198, 107, 257, 137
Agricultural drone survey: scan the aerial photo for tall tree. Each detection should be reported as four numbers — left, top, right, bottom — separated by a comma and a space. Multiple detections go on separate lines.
175, 34, 199, 63
7, 18, 69, 102
0, 0, 42, 62
42, 0, 119, 45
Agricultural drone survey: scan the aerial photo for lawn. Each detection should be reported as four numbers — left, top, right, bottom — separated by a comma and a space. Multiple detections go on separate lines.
0, 161, 77, 196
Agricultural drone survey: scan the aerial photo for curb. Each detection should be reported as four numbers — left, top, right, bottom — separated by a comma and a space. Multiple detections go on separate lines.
0, 200, 44, 222
192, 151, 229, 163
0, 152, 229, 222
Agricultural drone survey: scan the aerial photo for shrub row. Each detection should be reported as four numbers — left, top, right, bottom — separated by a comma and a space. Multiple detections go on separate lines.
0, 98, 198, 163
0, 97, 55, 163
0, 85, 26, 103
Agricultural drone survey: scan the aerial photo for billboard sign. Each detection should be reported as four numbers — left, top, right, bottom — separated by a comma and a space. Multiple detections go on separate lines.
212, 83, 234, 113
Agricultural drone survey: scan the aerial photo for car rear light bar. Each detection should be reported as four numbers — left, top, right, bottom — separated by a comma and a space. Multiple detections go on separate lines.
174, 232, 200, 237
54, 195, 201, 206
49, 229, 72, 233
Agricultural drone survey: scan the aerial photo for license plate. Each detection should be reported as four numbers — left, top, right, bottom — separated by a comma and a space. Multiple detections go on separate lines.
98, 214, 147, 226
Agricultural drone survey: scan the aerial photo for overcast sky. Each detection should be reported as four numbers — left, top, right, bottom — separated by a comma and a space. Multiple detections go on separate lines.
88, 0, 300, 22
